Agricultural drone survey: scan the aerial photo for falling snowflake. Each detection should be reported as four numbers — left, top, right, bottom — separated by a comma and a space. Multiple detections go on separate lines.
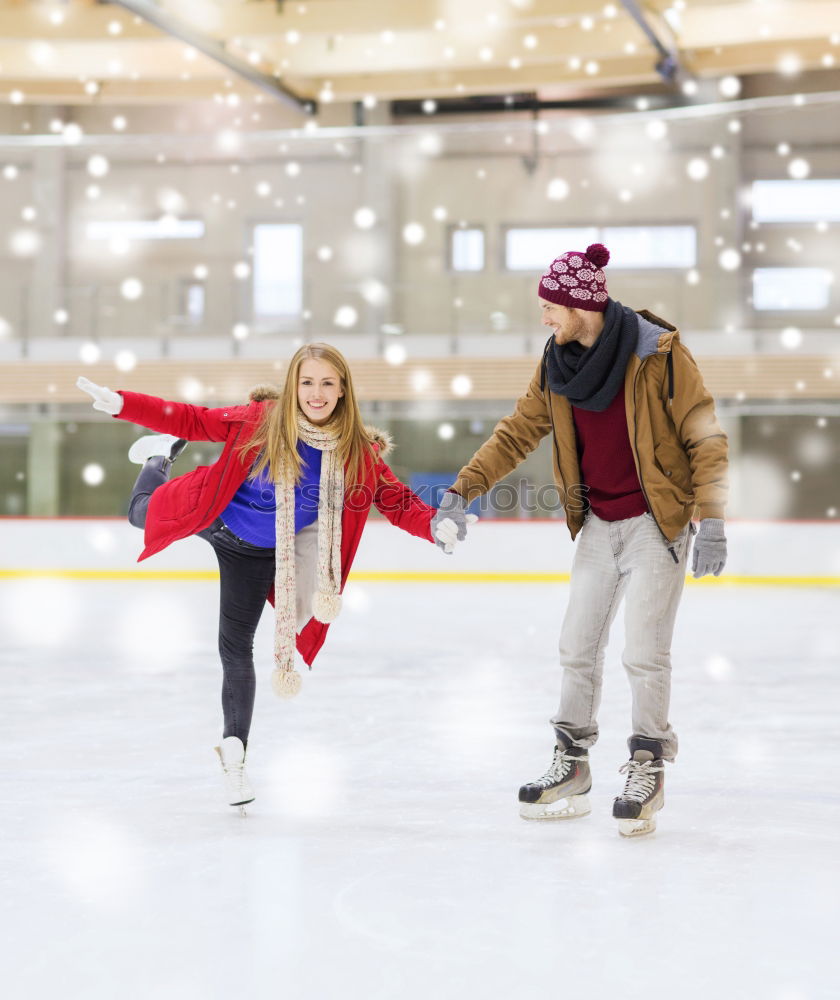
353, 207, 377, 229
718, 248, 742, 271
779, 327, 802, 349
411, 370, 433, 393
82, 464, 105, 486
360, 280, 388, 306
547, 178, 570, 201
686, 158, 709, 181
384, 344, 407, 366
402, 223, 425, 245
451, 375, 472, 397
333, 306, 358, 328
718, 76, 741, 98
79, 342, 101, 364
114, 350, 137, 372
10, 229, 42, 257
62, 123, 83, 144
777, 53, 802, 77
705, 655, 733, 680
177, 377, 204, 401
788, 158, 810, 179
120, 278, 143, 300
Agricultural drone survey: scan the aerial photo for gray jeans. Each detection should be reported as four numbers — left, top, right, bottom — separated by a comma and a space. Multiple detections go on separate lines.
550, 512, 691, 762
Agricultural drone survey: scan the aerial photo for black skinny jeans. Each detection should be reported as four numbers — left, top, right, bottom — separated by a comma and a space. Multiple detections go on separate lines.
129, 458, 274, 746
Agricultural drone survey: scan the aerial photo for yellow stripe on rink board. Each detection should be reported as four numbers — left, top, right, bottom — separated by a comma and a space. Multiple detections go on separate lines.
0, 568, 839, 586
0, 568, 218, 581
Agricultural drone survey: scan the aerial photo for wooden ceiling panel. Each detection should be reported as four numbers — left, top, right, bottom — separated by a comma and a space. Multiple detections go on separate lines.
0, 0, 837, 107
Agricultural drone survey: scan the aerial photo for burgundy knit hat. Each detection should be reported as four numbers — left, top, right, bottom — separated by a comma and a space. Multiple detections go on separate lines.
538, 243, 610, 312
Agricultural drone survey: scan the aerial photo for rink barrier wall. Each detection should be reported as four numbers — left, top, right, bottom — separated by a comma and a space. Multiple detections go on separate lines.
1, 569, 838, 586
1, 518, 839, 586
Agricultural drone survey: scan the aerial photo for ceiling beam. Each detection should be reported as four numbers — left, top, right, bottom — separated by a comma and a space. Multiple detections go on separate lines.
110, 0, 315, 112
619, 0, 683, 84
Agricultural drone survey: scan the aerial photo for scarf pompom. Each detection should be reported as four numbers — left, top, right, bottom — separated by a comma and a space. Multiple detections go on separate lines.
271, 668, 303, 699
312, 591, 342, 623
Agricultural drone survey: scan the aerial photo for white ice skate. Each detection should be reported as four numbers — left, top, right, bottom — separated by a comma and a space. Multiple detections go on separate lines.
215, 736, 255, 817
127, 433, 184, 465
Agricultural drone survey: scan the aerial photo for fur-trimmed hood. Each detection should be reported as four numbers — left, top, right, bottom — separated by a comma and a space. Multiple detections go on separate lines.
247, 385, 393, 458
248, 384, 281, 402
366, 425, 393, 459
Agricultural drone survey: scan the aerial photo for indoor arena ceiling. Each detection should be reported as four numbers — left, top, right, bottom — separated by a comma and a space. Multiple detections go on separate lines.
1, 0, 839, 111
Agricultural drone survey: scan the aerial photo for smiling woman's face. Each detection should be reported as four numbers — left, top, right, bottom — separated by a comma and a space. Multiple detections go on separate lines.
297, 358, 344, 425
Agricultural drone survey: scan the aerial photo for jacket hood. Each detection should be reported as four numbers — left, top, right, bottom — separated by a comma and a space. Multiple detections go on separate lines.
366, 425, 393, 458
636, 309, 678, 359
248, 384, 281, 402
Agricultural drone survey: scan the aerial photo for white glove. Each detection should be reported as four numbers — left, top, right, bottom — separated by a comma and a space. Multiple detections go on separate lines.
434, 514, 478, 554
76, 375, 123, 415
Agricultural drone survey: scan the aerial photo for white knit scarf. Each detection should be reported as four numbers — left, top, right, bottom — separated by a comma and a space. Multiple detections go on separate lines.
271, 415, 344, 699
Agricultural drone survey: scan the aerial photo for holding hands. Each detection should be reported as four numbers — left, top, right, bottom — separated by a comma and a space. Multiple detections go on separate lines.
76, 376, 123, 415
432, 491, 478, 554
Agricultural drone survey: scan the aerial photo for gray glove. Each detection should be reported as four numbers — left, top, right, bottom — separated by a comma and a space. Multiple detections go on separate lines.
431, 491, 477, 554
691, 518, 727, 578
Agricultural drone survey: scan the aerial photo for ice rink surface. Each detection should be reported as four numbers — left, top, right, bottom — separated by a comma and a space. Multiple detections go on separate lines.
3, 566, 839, 999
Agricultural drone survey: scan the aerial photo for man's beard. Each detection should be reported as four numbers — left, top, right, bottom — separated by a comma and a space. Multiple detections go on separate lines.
554, 314, 585, 345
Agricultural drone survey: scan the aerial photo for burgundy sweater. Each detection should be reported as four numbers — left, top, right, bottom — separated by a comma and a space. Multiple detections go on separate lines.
572, 389, 648, 521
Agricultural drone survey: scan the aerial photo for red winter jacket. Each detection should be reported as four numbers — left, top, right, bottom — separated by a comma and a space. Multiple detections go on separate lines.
116, 390, 435, 666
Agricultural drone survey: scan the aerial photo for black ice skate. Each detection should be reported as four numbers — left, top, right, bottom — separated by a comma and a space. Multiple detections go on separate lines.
612, 737, 665, 838
518, 736, 591, 820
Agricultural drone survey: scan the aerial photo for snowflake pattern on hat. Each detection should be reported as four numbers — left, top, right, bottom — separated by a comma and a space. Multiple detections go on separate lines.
538, 242, 611, 313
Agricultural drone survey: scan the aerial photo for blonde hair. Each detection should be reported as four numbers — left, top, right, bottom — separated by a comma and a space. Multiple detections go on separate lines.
244, 342, 377, 490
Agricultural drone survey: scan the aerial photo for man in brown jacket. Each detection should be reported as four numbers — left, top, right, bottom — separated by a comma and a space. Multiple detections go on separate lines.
431, 242, 728, 837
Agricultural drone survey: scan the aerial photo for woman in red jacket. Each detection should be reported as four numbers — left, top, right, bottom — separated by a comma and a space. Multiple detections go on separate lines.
76, 343, 470, 815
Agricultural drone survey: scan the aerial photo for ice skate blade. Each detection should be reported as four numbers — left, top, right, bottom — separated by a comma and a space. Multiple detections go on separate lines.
520, 794, 591, 821
618, 816, 656, 838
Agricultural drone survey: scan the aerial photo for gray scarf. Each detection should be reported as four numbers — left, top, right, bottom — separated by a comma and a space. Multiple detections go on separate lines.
543, 299, 639, 412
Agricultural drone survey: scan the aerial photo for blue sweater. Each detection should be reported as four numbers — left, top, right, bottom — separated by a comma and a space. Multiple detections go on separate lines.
220, 441, 322, 546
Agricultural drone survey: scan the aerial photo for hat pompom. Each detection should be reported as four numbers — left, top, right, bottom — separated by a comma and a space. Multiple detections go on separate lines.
271, 667, 302, 699
312, 591, 342, 623
585, 243, 610, 269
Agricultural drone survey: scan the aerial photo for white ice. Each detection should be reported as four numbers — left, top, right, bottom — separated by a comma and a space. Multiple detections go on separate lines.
2, 530, 839, 999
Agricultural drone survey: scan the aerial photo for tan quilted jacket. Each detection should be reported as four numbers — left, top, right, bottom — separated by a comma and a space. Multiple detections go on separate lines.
452, 310, 728, 543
